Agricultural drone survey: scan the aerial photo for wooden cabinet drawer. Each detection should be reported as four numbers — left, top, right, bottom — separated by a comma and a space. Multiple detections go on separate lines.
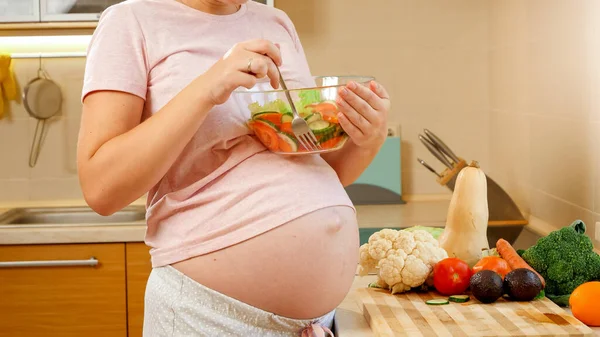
126, 242, 152, 337
0, 243, 127, 337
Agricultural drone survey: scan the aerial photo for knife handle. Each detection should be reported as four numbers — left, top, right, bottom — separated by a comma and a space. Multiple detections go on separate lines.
423, 129, 461, 163
419, 135, 453, 169
417, 158, 442, 178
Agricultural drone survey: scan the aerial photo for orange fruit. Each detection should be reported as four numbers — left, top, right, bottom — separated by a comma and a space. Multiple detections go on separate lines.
569, 281, 600, 326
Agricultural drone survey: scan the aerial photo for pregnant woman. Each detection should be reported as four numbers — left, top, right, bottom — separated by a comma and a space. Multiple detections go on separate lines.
78, 0, 390, 335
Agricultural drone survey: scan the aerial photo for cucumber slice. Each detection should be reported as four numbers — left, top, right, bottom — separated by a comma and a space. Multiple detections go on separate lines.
252, 111, 280, 119
253, 112, 285, 125
425, 299, 449, 306
308, 120, 335, 135
305, 112, 322, 124
449, 295, 470, 303
277, 133, 298, 152
253, 119, 279, 131
281, 113, 293, 123
317, 126, 345, 144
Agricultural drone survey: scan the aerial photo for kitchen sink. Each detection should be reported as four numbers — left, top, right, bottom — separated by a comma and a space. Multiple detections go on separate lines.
0, 206, 146, 227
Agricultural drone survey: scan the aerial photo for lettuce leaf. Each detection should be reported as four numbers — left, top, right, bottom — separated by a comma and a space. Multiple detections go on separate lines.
295, 90, 322, 115
298, 90, 322, 107
248, 90, 323, 117
248, 99, 291, 116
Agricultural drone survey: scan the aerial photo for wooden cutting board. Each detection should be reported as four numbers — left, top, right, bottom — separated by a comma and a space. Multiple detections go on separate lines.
357, 287, 595, 337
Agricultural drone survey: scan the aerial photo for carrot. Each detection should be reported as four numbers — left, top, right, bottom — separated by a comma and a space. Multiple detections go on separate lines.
320, 136, 343, 149
322, 112, 339, 124
496, 238, 546, 287
307, 102, 339, 124
280, 122, 293, 134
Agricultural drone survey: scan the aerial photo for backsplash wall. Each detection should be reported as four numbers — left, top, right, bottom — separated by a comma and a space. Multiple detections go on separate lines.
0, 58, 86, 201
278, 0, 492, 196
487, 0, 600, 232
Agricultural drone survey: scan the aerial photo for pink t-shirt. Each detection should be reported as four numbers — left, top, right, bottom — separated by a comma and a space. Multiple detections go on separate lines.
82, 0, 354, 267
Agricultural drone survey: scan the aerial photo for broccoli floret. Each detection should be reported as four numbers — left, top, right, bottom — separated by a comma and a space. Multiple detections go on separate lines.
521, 220, 600, 306
546, 260, 573, 283
556, 275, 587, 296
585, 252, 600, 279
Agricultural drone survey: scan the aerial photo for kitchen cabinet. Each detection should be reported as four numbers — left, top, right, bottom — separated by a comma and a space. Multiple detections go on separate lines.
0, 0, 121, 23
41, 0, 122, 21
0, 241, 154, 337
0, 0, 39, 22
125, 242, 152, 337
1, 0, 274, 23
0, 243, 127, 337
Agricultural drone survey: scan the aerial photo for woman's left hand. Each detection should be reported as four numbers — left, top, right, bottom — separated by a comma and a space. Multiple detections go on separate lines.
336, 80, 391, 149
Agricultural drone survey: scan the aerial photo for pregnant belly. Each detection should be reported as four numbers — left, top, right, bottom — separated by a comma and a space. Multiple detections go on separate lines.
171, 205, 359, 319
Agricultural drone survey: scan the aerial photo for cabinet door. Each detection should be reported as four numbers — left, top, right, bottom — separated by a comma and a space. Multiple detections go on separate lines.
125, 242, 152, 337
0, 243, 127, 337
0, 0, 39, 23
41, 0, 123, 21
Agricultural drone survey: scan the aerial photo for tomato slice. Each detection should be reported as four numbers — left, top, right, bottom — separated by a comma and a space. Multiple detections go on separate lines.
251, 121, 279, 152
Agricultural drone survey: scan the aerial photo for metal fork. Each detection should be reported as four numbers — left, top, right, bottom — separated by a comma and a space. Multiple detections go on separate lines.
275, 66, 320, 151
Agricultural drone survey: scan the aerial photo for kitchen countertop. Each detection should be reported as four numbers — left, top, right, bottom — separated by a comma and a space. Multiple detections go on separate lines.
0, 197, 524, 245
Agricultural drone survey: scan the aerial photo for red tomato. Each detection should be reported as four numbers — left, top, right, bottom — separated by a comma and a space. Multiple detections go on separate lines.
433, 257, 472, 296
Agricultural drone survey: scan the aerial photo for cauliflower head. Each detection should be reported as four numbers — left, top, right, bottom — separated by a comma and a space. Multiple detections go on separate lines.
358, 228, 448, 294
357, 243, 378, 276
377, 249, 407, 286
368, 229, 398, 260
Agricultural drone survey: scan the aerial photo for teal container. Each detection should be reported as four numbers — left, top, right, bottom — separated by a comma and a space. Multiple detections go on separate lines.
344, 136, 404, 205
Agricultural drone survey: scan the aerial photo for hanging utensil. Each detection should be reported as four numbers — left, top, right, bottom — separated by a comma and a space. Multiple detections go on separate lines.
23, 57, 62, 167
419, 134, 453, 169
423, 128, 461, 163
417, 158, 442, 178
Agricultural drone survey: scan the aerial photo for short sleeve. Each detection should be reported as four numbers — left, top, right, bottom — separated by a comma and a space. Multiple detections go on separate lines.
81, 3, 148, 102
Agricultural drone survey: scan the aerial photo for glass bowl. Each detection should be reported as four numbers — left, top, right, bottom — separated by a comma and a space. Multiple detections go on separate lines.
233, 76, 375, 155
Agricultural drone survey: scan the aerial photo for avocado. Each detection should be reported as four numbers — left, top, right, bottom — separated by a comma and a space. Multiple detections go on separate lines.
503, 268, 543, 301
470, 270, 504, 304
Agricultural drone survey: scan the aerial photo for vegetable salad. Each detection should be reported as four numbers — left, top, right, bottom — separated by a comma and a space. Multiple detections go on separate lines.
246, 90, 348, 153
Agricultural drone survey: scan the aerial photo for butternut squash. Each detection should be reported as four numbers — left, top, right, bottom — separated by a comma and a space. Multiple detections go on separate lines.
439, 161, 489, 267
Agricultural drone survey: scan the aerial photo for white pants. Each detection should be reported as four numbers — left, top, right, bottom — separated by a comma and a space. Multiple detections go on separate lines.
143, 265, 336, 337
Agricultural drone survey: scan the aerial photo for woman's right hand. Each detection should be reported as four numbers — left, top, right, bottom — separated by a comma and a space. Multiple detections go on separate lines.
201, 39, 282, 105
